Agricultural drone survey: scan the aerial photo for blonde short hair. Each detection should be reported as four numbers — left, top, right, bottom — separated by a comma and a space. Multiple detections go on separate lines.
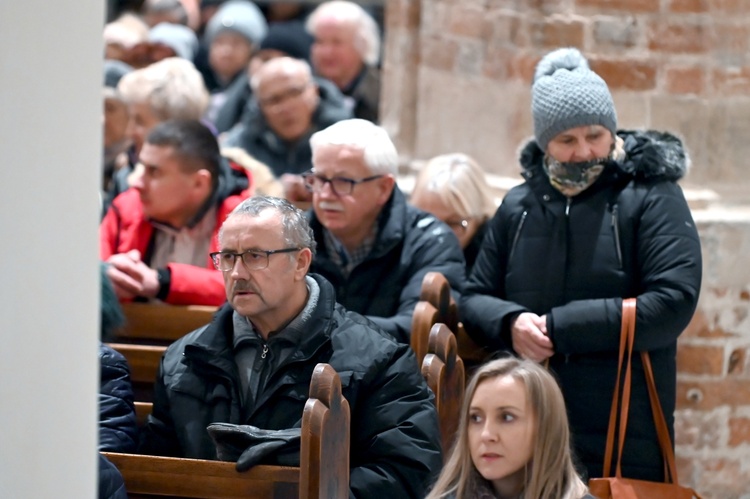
412, 153, 496, 221
117, 57, 209, 121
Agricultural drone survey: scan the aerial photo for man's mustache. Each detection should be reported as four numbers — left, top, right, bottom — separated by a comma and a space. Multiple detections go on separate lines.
232, 281, 258, 294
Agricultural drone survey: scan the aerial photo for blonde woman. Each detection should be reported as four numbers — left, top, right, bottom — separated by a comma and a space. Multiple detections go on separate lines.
410, 153, 496, 274
426, 357, 594, 499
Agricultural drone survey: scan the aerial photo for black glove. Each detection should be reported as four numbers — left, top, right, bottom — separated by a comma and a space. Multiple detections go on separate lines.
207, 423, 301, 472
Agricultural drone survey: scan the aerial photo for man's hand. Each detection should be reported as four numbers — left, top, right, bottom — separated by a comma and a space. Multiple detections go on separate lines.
511, 312, 554, 363
281, 174, 312, 203
106, 250, 160, 299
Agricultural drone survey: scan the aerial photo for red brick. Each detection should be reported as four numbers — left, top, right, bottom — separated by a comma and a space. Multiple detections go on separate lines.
648, 20, 712, 53
385, 0, 420, 30
448, 6, 490, 39
674, 411, 724, 449
682, 310, 710, 338
668, 0, 710, 12
592, 17, 641, 50
575, 0, 658, 12
713, 23, 750, 55
741, 290, 750, 300
710, 0, 750, 12
509, 51, 542, 83
666, 66, 706, 95
422, 37, 459, 72
713, 66, 750, 96
727, 348, 746, 375
589, 58, 658, 91
729, 417, 750, 446
531, 17, 585, 49
482, 45, 513, 81
677, 344, 725, 375
677, 379, 750, 410
485, 12, 527, 47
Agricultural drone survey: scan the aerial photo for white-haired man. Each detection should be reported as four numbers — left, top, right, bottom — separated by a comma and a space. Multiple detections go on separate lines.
304, 119, 466, 342
306, 0, 381, 122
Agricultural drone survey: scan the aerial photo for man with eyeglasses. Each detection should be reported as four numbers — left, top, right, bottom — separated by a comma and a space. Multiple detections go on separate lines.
222, 56, 352, 203
304, 119, 466, 343
139, 196, 443, 497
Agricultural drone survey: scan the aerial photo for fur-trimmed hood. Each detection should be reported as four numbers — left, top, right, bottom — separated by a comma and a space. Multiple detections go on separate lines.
519, 129, 690, 182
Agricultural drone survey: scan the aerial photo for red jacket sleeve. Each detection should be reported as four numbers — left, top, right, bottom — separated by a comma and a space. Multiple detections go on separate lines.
164, 263, 227, 306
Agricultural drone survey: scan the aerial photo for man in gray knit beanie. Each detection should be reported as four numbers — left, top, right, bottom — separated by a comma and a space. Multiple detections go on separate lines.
531, 47, 617, 152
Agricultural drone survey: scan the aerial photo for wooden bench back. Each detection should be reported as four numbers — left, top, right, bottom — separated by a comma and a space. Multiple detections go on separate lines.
410, 300, 441, 368
113, 303, 216, 345
301, 363, 351, 499
415, 272, 489, 365
104, 362, 349, 499
108, 342, 166, 402
421, 323, 465, 455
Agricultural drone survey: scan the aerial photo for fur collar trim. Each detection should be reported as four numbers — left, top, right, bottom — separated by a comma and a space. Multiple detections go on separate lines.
519, 129, 690, 182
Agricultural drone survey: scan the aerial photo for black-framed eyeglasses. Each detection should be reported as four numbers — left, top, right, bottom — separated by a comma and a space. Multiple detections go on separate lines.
302, 171, 384, 196
210, 248, 301, 272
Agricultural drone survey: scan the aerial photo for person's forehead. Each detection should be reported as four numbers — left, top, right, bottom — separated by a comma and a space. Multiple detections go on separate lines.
315, 16, 357, 37
313, 144, 368, 174
222, 212, 284, 245
257, 67, 309, 94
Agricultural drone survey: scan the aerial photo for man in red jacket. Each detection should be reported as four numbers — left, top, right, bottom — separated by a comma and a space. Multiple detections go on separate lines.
101, 119, 252, 306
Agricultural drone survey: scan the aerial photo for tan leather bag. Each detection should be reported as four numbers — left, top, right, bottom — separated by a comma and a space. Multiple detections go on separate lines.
588, 299, 703, 499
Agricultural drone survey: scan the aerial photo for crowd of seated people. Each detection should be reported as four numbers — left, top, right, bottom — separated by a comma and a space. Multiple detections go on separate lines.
97, 3, 701, 498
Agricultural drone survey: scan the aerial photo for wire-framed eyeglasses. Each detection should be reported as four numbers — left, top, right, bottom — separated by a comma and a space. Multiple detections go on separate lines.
302, 171, 384, 196
210, 248, 301, 272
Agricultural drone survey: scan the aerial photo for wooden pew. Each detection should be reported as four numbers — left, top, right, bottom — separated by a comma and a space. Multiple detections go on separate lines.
421, 323, 465, 455
113, 302, 216, 345
108, 342, 166, 402
103, 363, 350, 499
417, 272, 490, 365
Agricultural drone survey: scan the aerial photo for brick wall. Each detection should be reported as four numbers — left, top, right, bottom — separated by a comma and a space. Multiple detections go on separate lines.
383, 0, 750, 201
382, 1, 750, 496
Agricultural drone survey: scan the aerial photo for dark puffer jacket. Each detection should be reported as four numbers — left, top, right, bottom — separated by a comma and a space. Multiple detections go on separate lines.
139, 274, 443, 498
460, 130, 702, 482
309, 188, 466, 343
99, 343, 137, 453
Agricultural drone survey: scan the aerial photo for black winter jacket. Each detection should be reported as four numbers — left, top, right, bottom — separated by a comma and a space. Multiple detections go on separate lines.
99, 344, 137, 453
223, 77, 353, 177
460, 130, 702, 482
309, 188, 466, 343
139, 274, 443, 498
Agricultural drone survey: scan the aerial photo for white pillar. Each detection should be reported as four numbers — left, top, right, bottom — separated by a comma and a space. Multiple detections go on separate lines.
0, 1, 103, 497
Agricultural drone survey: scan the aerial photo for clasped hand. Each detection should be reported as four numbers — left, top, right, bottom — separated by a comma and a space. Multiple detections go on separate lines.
511, 312, 554, 363
105, 250, 160, 300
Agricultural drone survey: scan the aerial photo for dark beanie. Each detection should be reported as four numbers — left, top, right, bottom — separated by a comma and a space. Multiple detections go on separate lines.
258, 21, 313, 62
531, 47, 617, 152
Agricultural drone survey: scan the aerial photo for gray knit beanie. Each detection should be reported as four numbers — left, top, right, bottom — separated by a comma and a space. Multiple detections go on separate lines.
531, 47, 617, 152
149, 22, 199, 60
204, 0, 267, 47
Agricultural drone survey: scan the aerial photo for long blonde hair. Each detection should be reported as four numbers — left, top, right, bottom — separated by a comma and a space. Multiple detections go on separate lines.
426, 357, 589, 499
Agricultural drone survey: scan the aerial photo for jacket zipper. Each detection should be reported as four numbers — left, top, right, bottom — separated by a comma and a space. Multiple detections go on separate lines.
610, 204, 623, 269
509, 211, 527, 260
261, 344, 268, 359
565, 198, 572, 217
